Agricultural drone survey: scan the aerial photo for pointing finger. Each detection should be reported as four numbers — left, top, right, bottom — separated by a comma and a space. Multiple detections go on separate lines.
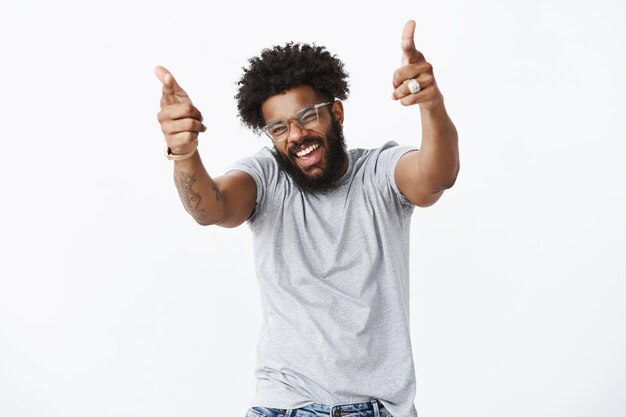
401, 20, 423, 66
155, 65, 175, 95
155, 65, 193, 107
157, 102, 204, 123
155, 66, 177, 107
392, 61, 433, 88
154, 65, 170, 85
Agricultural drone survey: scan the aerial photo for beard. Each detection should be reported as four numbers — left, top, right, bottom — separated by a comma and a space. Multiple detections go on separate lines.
271, 118, 348, 195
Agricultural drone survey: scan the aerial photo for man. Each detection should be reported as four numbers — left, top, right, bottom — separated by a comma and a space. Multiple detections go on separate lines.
155, 20, 459, 417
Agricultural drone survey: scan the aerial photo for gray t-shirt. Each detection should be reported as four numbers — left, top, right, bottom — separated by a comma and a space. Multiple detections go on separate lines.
228, 140, 419, 417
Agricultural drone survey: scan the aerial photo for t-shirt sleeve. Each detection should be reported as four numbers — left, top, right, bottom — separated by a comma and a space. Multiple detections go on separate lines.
225, 147, 276, 223
374, 140, 419, 207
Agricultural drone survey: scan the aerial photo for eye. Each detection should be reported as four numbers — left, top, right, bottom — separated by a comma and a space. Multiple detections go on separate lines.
270, 123, 287, 136
297, 108, 317, 124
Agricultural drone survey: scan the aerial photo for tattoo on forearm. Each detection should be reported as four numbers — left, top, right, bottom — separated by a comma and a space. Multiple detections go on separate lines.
175, 172, 202, 210
211, 180, 222, 201
174, 171, 221, 223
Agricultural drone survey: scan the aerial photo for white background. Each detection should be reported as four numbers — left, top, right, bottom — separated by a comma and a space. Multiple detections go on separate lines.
1, 0, 624, 416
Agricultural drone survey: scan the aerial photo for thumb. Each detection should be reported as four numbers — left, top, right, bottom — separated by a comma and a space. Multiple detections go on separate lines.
155, 65, 192, 105
155, 65, 173, 86
401, 20, 419, 66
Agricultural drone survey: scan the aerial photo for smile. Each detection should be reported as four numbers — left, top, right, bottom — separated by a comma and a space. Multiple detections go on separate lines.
296, 143, 320, 157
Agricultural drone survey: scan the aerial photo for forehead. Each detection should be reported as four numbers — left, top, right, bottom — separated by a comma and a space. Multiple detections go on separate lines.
261, 85, 320, 123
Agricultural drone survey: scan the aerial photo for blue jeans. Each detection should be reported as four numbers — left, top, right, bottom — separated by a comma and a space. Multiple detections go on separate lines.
246, 398, 393, 417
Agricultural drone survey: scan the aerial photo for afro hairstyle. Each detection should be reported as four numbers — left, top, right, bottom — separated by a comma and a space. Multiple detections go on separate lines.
235, 42, 349, 134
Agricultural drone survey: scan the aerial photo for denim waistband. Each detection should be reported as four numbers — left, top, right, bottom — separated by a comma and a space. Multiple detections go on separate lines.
284, 398, 385, 417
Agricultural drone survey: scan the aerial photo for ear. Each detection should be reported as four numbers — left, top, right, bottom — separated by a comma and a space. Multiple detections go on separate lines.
331, 100, 344, 126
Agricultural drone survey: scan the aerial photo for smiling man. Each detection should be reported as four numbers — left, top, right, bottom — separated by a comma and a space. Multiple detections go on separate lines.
155, 20, 459, 417
261, 88, 347, 194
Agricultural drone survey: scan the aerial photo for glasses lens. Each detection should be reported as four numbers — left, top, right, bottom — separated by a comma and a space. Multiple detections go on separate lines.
296, 107, 319, 127
266, 121, 288, 141
264, 104, 325, 142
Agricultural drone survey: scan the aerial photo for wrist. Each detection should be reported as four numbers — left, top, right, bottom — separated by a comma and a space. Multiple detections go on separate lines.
419, 96, 445, 112
419, 98, 449, 121
165, 140, 198, 161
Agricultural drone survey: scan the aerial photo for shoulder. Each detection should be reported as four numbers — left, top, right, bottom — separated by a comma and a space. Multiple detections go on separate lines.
348, 141, 419, 209
228, 146, 282, 181
232, 146, 276, 168
351, 140, 419, 173
373, 140, 418, 158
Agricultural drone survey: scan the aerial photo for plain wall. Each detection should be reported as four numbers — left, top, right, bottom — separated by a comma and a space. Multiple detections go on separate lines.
1, 0, 624, 416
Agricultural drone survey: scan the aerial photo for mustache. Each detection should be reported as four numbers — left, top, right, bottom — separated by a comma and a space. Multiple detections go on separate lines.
271, 117, 347, 195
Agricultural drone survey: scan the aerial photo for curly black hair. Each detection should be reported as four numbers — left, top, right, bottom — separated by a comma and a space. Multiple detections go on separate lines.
235, 42, 350, 134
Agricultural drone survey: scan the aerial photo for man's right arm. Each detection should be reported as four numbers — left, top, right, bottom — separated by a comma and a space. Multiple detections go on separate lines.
155, 65, 256, 228
172, 151, 256, 228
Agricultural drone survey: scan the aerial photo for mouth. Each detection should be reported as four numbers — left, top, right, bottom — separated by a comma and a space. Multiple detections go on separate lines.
290, 140, 323, 169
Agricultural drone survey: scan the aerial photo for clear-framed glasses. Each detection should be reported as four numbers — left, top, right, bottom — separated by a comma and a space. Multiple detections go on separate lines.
262, 101, 334, 143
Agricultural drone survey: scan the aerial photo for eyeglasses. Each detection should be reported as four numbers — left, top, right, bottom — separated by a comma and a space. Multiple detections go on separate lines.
262, 101, 334, 142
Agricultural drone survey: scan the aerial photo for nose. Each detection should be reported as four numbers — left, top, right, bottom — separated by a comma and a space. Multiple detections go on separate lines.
286, 119, 308, 144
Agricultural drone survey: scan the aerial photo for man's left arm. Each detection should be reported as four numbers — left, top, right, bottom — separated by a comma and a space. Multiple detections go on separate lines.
391, 20, 460, 207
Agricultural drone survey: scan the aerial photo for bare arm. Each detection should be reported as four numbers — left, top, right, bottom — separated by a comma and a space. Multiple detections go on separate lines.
391, 20, 460, 207
172, 151, 222, 225
155, 66, 256, 227
395, 102, 459, 207
173, 154, 257, 227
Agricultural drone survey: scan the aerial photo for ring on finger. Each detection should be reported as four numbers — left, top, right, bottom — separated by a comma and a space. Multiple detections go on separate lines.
408, 78, 421, 94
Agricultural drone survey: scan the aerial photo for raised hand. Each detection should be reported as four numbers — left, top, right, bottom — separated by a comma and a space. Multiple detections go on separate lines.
155, 66, 207, 155
391, 20, 443, 110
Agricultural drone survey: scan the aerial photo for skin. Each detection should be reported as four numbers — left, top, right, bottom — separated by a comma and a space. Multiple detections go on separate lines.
391, 20, 460, 207
155, 66, 255, 227
260, 85, 347, 184
154, 19, 459, 227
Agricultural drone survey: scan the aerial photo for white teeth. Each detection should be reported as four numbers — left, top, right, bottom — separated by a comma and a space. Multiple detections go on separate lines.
296, 143, 320, 157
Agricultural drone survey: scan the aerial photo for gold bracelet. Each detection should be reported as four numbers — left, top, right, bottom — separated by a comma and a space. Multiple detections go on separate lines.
165, 139, 198, 161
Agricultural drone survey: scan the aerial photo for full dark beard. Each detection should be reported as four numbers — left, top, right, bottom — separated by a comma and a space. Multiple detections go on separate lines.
271, 118, 348, 195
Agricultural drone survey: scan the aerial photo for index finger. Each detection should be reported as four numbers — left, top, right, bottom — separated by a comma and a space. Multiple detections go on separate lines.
155, 65, 192, 107
401, 20, 423, 66
155, 66, 177, 107
155, 66, 175, 92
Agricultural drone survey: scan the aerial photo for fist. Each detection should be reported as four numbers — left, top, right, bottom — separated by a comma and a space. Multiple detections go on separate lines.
391, 20, 443, 110
155, 66, 207, 155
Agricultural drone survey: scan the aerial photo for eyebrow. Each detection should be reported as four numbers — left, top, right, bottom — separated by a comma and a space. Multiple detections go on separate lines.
265, 104, 316, 125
